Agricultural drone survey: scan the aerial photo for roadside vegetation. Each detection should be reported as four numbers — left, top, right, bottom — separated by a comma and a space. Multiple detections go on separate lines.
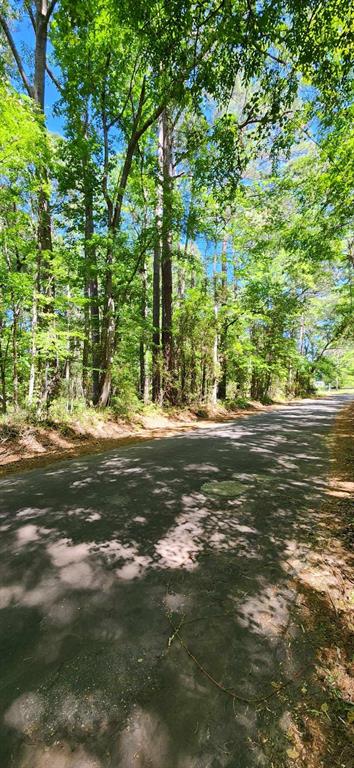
267, 401, 354, 767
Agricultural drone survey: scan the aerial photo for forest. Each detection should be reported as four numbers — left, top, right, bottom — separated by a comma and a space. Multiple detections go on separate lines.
1, 6, 354, 767
0, 0, 353, 420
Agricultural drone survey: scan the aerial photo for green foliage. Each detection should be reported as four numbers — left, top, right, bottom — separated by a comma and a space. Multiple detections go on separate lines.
0, 1, 353, 417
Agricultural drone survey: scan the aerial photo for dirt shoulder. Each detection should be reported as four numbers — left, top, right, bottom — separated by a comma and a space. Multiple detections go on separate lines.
0, 402, 273, 476
275, 401, 354, 767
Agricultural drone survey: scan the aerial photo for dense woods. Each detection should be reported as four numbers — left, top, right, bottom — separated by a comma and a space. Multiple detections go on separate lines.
0, 1, 353, 418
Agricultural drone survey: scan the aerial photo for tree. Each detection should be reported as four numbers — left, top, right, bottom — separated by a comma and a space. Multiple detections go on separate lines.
1, 0, 59, 406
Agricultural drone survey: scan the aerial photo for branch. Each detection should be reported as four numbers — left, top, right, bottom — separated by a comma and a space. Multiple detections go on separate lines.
224, 315, 239, 331
110, 76, 150, 230
173, 170, 190, 180
47, 0, 58, 20
101, 53, 113, 216
135, 100, 166, 142
245, 0, 287, 67
253, 41, 287, 68
25, 1, 36, 31
118, 237, 154, 302
101, 109, 113, 217
132, 15, 221, 145
46, 63, 62, 93
135, 75, 147, 128
238, 112, 265, 130
106, 19, 222, 233
238, 108, 293, 131
167, 614, 305, 705
311, 319, 349, 369
107, 52, 142, 130
0, 15, 34, 98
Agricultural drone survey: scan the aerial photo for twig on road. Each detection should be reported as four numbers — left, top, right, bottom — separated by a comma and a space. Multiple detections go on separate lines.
167, 613, 305, 707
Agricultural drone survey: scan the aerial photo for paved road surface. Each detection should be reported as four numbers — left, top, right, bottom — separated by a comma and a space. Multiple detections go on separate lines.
0, 396, 350, 767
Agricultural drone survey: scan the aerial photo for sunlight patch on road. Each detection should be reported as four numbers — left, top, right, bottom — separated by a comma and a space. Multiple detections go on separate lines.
117, 707, 170, 768
19, 742, 101, 767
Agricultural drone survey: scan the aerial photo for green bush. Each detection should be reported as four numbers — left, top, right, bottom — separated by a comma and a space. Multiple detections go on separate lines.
225, 397, 251, 410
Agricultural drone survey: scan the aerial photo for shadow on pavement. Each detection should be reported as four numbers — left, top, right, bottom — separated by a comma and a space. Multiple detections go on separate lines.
0, 396, 351, 767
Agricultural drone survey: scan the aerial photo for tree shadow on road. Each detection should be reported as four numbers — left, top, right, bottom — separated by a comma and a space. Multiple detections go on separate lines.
0, 397, 352, 767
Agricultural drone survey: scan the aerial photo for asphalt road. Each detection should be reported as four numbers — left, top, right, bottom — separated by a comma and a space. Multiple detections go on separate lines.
0, 396, 350, 768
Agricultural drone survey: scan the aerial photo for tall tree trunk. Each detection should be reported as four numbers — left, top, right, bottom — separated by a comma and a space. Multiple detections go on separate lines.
201, 356, 207, 402
211, 252, 218, 405
64, 285, 71, 410
98, 252, 115, 407
36, 8, 53, 324
12, 304, 19, 410
217, 238, 228, 400
180, 345, 187, 403
34, 2, 55, 406
0, 315, 7, 414
82, 281, 90, 400
160, 109, 175, 403
94, 77, 163, 407
90, 271, 100, 404
233, 247, 238, 299
177, 258, 186, 403
139, 258, 149, 402
152, 237, 161, 403
250, 324, 260, 400
96, 120, 140, 407
152, 156, 162, 405
0, 362, 6, 413
83, 190, 100, 403
34, 4, 49, 110
28, 277, 39, 404
299, 315, 305, 355
190, 350, 197, 399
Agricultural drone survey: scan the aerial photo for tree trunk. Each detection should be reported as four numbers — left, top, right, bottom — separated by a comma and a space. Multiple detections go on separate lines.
152, 237, 161, 403
217, 238, 228, 400
211, 252, 218, 405
97, 255, 115, 408
201, 356, 207, 402
94, 77, 164, 407
299, 315, 305, 355
34, 6, 48, 110
160, 109, 174, 403
34, 3, 55, 404
139, 258, 149, 402
83, 190, 100, 403
152, 151, 162, 406
82, 281, 90, 400
96, 120, 139, 407
217, 333, 227, 399
0, 362, 6, 413
0, 316, 7, 414
28, 281, 38, 404
190, 350, 197, 399
12, 304, 19, 410
90, 272, 100, 405
34, 4, 53, 275
233, 247, 238, 299
180, 348, 187, 403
